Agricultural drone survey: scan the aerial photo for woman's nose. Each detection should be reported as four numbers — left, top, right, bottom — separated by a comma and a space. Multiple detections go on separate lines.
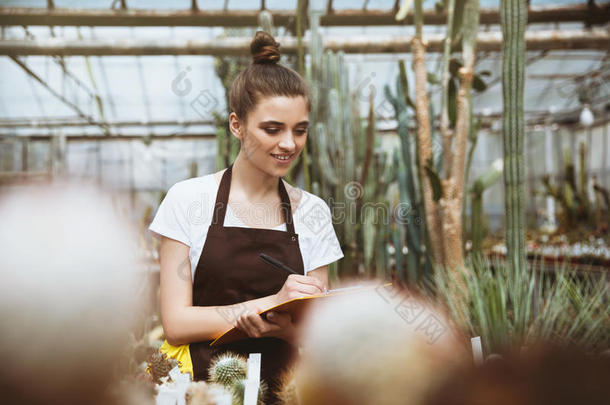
278, 130, 296, 150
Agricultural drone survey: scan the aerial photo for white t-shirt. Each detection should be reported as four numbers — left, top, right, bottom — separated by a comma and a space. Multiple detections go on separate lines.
149, 173, 344, 281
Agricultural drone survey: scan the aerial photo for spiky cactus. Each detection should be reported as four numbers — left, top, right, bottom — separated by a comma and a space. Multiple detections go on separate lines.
307, 2, 395, 278
385, 68, 430, 283
276, 369, 300, 405
146, 351, 178, 384
212, 28, 250, 169
501, 0, 527, 274
208, 352, 247, 387
229, 378, 267, 405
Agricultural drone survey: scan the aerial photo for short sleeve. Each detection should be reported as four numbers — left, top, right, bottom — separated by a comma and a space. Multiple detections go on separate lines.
305, 200, 344, 272
149, 183, 191, 247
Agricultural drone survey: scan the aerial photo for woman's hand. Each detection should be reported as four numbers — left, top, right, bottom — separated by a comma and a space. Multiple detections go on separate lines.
274, 274, 325, 306
235, 309, 296, 343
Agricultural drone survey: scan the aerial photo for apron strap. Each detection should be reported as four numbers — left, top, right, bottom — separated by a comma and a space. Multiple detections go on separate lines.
213, 163, 296, 234
278, 175, 296, 234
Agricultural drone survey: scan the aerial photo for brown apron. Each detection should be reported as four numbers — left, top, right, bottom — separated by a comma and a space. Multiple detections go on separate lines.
189, 163, 304, 402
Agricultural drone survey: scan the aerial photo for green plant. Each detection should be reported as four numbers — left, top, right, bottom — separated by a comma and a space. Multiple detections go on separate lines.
469, 159, 503, 256
431, 256, 609, 355
229, 378, 267, 405
208, 352, 247, 386
212, 28, 252, 169
306, 5, 400, 280
501, 0, 527, 275
542, 144, 605, 231
384, 69, 430, 283
405, 0, 483, 279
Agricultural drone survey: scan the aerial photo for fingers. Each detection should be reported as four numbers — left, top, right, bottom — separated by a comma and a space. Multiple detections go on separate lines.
236, 310, 280, 338
265, 311, 291, 327
286, 274, 324, 294
294, 283, 322, 296
236, 311, 262, 338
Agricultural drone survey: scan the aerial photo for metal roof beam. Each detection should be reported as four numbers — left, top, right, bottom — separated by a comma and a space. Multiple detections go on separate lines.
9, 56, 101, 126
0, 4, 607, 27
0, 118, 214, 128
1, 29, 607, 56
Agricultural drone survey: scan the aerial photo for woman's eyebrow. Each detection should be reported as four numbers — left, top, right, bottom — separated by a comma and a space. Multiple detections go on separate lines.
259, 120, 309, 127
260, 120, 283, 125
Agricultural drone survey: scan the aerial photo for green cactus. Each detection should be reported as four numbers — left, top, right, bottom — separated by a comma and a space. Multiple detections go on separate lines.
384, 67, 433, 284
304, 1, 412, 279
212, 31, 250, 169
208, 352, 247, 387
391, 221, 404, 281
470, 159, 503, 256
542, 143, 601, 231
578, 141, 592, 222
314, 123, 338, 186
501, 0, 527, 273
229, 378, 267, 405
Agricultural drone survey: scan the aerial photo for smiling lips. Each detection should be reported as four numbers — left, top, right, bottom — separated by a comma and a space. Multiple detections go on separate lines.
271, 153, 294, 163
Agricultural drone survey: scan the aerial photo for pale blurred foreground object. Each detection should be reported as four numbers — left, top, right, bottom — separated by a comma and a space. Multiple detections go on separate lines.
292, 284, 467, 405
0, 183, 142, 405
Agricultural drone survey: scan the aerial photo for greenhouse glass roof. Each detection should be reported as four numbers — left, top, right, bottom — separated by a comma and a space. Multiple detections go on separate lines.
0, 0, 606, 139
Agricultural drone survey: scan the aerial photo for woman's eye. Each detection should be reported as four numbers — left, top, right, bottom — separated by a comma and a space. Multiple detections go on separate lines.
265, 128, 280, 134
295, 129, 308, 135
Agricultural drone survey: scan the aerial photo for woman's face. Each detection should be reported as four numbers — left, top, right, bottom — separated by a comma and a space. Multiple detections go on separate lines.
231, 95, 309, 177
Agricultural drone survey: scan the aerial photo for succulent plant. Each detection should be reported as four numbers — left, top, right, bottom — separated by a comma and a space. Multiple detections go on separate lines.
229, 377, 267, 405
501, 0, 527, 274
208, 352, 248, 387
146, 351, 179, 384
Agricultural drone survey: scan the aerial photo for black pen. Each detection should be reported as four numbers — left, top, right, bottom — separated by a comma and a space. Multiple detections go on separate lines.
259, 253, 299, 275
259, 253, 328, 295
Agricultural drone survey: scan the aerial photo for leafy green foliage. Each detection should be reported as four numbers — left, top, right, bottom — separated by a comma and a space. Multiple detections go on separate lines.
429, 257, 609, 355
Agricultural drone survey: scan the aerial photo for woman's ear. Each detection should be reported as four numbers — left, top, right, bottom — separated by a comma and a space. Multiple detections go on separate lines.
228, 112, 243, 141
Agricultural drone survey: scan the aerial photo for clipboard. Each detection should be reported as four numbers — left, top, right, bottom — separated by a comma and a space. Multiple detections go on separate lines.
210, 283, 391, 346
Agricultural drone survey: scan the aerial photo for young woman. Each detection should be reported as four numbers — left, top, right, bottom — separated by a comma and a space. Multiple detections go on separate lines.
149, 31, 344, 400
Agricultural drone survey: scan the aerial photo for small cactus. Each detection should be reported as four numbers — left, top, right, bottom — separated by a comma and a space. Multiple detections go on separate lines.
276, 369, 300, 405
229, 378, 267, 405
146, 351, 178, 384
208, 352, 247, 387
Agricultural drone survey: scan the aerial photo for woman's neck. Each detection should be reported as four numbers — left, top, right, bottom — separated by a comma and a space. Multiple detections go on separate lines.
231, 152, 279, 202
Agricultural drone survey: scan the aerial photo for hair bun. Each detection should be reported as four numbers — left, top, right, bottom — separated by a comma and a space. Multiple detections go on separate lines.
250, 31, 281, 64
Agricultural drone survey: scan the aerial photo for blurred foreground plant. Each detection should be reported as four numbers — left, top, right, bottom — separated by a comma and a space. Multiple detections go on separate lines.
430, 257, 609, 355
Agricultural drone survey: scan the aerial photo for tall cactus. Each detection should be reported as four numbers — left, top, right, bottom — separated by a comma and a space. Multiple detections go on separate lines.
306, 1, 402, 279
440, 0, 457, 179
440, 0, 479, 271
412, 0, 445, 266
501, 0, 527, 274
385, 71, 429, 283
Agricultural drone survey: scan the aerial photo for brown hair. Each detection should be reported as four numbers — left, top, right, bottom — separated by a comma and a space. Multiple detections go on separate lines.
229, 31, 311, 123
